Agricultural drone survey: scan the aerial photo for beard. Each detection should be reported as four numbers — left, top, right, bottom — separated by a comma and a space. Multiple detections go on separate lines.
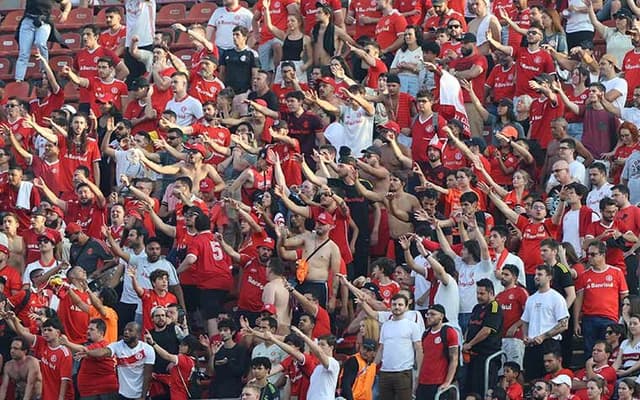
460, 47, 473, 57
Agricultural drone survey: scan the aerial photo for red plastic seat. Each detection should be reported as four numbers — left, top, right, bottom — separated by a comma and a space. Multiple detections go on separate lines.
184, 2, 217, 24
0, 10, 23, 33
63, 81, 79, 102
156, 4, 187, 27
4, 81, 31, 100
25, 60, 43, 80
0, 35, 19, 57
0, 58, 13, 81
57, 7, 94, 30
171, 31, 195, 51
174, 49, 194, 69
49, 55, 74, 75
49, 32, 81, 56
95, 7, 125, 29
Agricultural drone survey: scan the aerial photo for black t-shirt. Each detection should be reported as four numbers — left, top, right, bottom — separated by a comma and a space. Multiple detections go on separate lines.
69, 238, 114, 275
327, 178, 370, 239
550, 262, 574, 298
467, 300, 503, 355
248, 90, 280, 112
210, 343, 249, 398
151, 324, 180, 374
220, 48, 260, 94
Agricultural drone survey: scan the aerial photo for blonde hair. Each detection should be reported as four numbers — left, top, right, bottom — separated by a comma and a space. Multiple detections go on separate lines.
362, 317, 380, 343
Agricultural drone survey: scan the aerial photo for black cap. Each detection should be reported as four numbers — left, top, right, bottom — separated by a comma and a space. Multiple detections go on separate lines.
465, 137, 487, 153
362, 338, 378, 350
614, 8, 633, 19
498, 98, 514, 108
200, 55, 218, 65
386, 73, 401, 85
316, 2, 333, 12
362, 282, 382, 300
128, 77, 150, 91
427, 304, 449, 322
461, 33, 477, 43
533, 73, 553, 85
362, 145, 382, 157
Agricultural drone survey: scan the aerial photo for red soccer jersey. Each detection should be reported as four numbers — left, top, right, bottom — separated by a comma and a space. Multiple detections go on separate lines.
237, 255, 268, 312
169, 354, 195, 400
419, 327, 460, 385
615, 205, 640, 244
6, 117, 34, 168
512, 47, 555, 97
529, 96, 565, 149
57, 288, 90, 344
440, 41, 462, 59
575, 266, 628, 321
189, 75, 225, 104
0, 265, 21, 297
124, 197, 160, 238
73, 46, 121, 104
449, 52, 487, 103
309, 205, 353, 264
573, 365, 616, 400
88, 77, 128, 115
29, 89, 65, 126
32, 336, 74, 400
31, 157, 64, 198
410, 113, 448, 163
372, 279, 401, 308
507, 382, 524, 400
238, 231, 268, 261
186, 231, 233, 290
423, 9, 467, 31
124, 98, 164, 136
364, 58, 388, 89
191, 123, 231, 166
486, 146, 520, 186
59, 136, 102, 194
23, 228, 62, 264
348, 0, 382, 39
268, 141, 302, 186
495, 286, 528, 338
272, 82, 310, 110
485, 64, 516, 103
515, 215, 558, 275
240, 167, 273, 205
281, 355, 311, 399
77, 340, 119, 397
585, 220, 627, 272
64, 199, 107, 239
256, 0, 297, 43
9, 289, 51, 332
612, 144, 639, 184
0, 183, 40, 232
98, 27, 126, 53
565, 85, 589, 123
312, 306, 332, 338
396, 0, 423, 25
152, 67, 177, 111
374, 11, 407, 52
301, 0, 343, 34
139, 289, 178, 331
623, 49, 640, 103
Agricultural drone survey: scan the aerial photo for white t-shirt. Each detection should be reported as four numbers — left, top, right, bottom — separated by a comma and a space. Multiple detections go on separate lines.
521, 289, 570, 340
23, 259, 61, 285
166, 96, 204, 126
622, 107, 640, 129
125, 0, 156, 47
602, 76, 628, 116
565, 0, 593, 33
107, 340, 156, 398
379, 317, 422, 371
456, 257, 493, 313
586, 183, 613, 212
377, 310, 426, 333
547, 160, 587, 189
411, 255, 431, 311
339, 105, 374, 156
489, 252, 526, 294
307, 356, 340, 400
433, 272, 461, 331
390, 47, 424, 77
122, 253, 180, 311
620, 338, 640, 369
207, 6, 254, 50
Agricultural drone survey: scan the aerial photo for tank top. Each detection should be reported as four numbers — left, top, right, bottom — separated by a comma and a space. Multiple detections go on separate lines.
282, 36, 303, 61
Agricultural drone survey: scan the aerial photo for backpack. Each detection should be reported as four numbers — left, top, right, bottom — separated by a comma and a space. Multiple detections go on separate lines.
422, 324, 455, 362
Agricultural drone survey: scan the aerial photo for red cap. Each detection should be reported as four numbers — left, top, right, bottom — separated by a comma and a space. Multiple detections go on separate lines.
126, 208, 143, 220
427, 136, 446, 152
65, 223, 83, 235
501, 125, 518, 139
317, 76, 336, 88
39, 231, 59, 244
199, 177, 215, 193
48, 205, 64, 218
261, 303, 277, 315
185, 143, 208, 157
257, 237, 275, 250
0, 244, 9, 254
315, 211, 335, 226
379, 121, 400, 133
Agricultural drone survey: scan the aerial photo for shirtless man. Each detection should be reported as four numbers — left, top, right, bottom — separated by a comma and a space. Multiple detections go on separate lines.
356, 146, 391, 194
229, 149, 274, 206
467, 0, 501, 56
262, 261, 291, 335
312, 4, 355, 66
377, 123, 413, 177
1, 214, 25, 272
0, 337, 42, 400
137, 143, 225, 193
279, 211, 342, 310
355, 172, 420, 262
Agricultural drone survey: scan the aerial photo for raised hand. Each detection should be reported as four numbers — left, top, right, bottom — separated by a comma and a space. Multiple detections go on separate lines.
398, 235, 411, 250
172, 23, 188, 32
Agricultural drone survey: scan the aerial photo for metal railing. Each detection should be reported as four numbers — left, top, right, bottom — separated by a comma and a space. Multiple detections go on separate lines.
435, 384, 459, 400
484, 350, 506, 395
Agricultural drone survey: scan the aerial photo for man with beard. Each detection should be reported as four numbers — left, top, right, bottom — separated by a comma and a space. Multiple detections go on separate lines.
123, 77, 163, 135
219, 236, 275, 325
182, 55, 225, 105
138, 141, 225, 195
99, 7, 126, 55
0, 166, 40, 232
63, 58, 128, 115
146, 306, 180, 397
423, 0, 467, 32
585, 197, 631, 274
272, 62, 309, 110
495, 264, 528, 368
208, 319, 249, 399
0, 337, 42, 400
521, 264, 570, 381
0, 213, 25, 273
34, 172, 107, 240
22, 232, 61, 289
106, 230, 184, 328
586, 163, 613, 212
78, 322, 155, 400
164, 72, 204, 126
65, 223, 114, 278
532, 380, 552, 400
248, 70, 279, 111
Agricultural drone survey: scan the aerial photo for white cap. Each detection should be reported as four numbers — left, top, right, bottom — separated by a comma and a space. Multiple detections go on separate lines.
551, 374, 572, 388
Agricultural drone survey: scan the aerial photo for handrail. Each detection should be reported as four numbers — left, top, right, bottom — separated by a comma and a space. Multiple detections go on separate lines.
435, 384, 459, 400
484, 350, 506, 395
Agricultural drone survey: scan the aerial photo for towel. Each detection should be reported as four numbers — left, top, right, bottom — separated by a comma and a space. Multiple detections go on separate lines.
16, 181, 34, 210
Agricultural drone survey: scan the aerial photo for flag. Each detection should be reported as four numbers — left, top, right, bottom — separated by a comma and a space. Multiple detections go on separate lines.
438, 70, 471, 137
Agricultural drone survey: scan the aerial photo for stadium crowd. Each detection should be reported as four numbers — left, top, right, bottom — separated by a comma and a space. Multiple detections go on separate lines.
1, 0, 640, 398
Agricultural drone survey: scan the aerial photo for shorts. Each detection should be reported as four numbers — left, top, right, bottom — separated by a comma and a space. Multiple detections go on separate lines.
182, 284, 201, 314
297, 280, 328, 309
198, 288, 228, 320
258, 38, 283, 72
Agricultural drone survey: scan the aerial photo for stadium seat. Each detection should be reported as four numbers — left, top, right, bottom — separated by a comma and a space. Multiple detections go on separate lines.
184, 2, 217, 24
0, 10, 23, 33
174, 49, 194, 69
57, 7, 94, 30
171, 31, 195, 51
157, 3, 187, 27
0, 58, 13, 81
95, 6, 124, 29
63, 81, 79, 102
49, 55, 74, 75
0, 35, 19, 57
4, 81, 31, 100
24, 60, 42, 80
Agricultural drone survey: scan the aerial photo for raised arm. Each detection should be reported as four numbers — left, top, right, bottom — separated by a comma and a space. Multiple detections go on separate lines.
291, 326, 332, 368
260, 0, 286, 40
138, 151, 182, 175
585, 0, 607, 37
61, 65, 89, 88
274, 185, 312, 218
485, 30, 513, 57
217, 232, 242, 263
145, 332, 179, 364
36, 51, 61, 94
435, 223, 457, 259
33, 178, 67, 210
5, 127, 33, 165
552, 80, 580, 115
486, 189, 520, 223
353, 175, 385, 202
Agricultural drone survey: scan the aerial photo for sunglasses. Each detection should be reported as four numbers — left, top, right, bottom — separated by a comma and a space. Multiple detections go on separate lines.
587, 252, 601, 257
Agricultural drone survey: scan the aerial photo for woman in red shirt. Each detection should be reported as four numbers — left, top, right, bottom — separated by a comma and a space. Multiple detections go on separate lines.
604, 122, 640, 184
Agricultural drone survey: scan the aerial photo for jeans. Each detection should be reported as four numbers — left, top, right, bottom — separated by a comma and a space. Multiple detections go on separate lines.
399, 73, 420, 97
567, 122, 584, 141
459, 312, 472, 337
16, 17, 51, 81
582, 315, 616, 355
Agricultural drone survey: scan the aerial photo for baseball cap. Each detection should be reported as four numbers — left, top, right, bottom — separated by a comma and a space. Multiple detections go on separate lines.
316, 1, 333, 12
427, 136, 446, 152
257, 237, 275, 250
46, 205, 65, 218
361, 145, 382, 157
128, 77, 150, 91
362, 338, 378, 350
38, 231, 59, 244
184, 143, 207, 157
533, 73, 553, 85
427, 304, 449, 322
200, 55, 218, 65
465, 137, 487, 153
32, 207, 47, 217
315, 211, 335, 226
614, 8, 633, 19
432, 0, 445, 5
501, 125, 519, 139
126, 208, 143, 220
379, 121, 400, 133
498, 98, 513, 108
317, 76, 337, 88
600, 53, 621, 71
551, 374, 572, 388
261, 303, 277, 315
361, 282, 382, 300
199, 177, 215, 193
65, 223, 83, 235
461, 33, 477, 43
0, 244, 8, 254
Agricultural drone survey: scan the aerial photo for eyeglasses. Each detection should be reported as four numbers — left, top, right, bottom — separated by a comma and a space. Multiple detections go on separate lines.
587, 252, 601, 257
605, 330, 614, 334
448, 24, 461, 29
